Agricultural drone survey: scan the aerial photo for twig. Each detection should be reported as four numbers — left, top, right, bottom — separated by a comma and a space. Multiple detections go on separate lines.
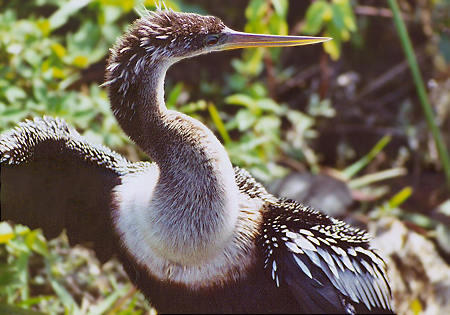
278, 64, 320, 94
348, 167, 407, 189
354, 5, 412, 21
107, 286, 138, 315
353, 51, 423, 103
277, 155, 307, 172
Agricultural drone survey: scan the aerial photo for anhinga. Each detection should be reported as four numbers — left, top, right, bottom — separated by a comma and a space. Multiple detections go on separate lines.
0, 8, 393, 314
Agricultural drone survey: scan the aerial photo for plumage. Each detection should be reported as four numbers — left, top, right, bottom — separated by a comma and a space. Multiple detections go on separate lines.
1, 8, 393, 314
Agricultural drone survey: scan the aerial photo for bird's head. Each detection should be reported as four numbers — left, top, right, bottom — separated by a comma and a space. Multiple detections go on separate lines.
105, 9, 330, 89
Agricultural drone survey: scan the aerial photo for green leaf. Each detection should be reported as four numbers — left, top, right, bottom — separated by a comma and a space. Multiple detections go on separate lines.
336, 0, 357, 32
5, 87, 26, 103
225, 94, 258, 113
323, 22, 342, 59
235, 109, 256, 131
303, 0, 329, 34
256, 98, 284, 115
208, 103, 231, 144
0, 222, 14, 244
271, 0, 288, 17
388, 186, 413, 208
26, 230, 49, 257
88, 285, 128, 315
0, 264, 20, 287
331, 2, 346, 31
254, 115, 280, 134
343, 135, 392, 179
51, 43, 66, 59
268, 13, 288, 36
72, 55, 88, 68
0, 107, 28, 123
49, 278, 80, 313
0, 304, 46, 315
49, 0, 91, 30
166, 82, 184, 109
179, 100, 207, 114
17, 296, 52, 309
246, 0, 269, 22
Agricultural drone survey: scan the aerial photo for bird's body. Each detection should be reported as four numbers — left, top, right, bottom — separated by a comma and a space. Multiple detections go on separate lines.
1, 8, 393, 314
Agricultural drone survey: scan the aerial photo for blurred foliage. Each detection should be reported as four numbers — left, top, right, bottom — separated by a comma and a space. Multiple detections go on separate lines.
302, 0, 357, 60
0, 222, 149, 314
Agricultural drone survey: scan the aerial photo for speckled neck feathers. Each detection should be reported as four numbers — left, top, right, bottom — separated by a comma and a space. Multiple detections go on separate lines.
106, 10, 239, 266
105, 10, 225, 157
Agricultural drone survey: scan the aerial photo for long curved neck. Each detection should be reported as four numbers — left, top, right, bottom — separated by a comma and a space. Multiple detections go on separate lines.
110, 61, 169, 158
109, 60, 240, 264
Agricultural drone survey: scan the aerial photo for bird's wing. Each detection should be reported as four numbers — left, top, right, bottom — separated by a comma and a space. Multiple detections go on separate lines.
260, 199, 393, 313
0, 117, 133, 262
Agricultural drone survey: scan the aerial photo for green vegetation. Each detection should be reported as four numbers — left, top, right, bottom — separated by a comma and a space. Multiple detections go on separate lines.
388, 0, 450, 187
1, 0, 449, 313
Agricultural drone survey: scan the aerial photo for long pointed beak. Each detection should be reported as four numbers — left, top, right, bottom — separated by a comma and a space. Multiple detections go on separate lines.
221, 29, 331, 50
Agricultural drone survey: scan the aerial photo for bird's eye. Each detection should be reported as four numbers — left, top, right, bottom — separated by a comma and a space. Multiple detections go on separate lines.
205, 34, 219, 46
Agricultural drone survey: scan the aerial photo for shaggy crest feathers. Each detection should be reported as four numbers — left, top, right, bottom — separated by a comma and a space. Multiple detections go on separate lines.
103, 10, 225, 93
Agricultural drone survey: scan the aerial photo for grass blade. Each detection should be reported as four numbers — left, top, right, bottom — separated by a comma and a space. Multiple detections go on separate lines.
342, 135, 391, 180
387, 0, 450, 188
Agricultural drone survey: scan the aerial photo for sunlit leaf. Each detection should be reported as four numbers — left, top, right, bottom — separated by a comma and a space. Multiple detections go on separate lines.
256, 98, 284, 115
410, 298, 422, 315
226, 94, 258, 112
72, 55, 88, 68
0, 303, 46, 315
49, 278, 80, 313
388, 186, 413, 208
208, 103, 231, 144
36, 19, 51, 37
166, 82, 184, 109
303, 0, 329, 34
323, 38, 340, 60
5, 87, 26, 103
235, 109, 256, 131
343, 135, 392, 179
271, 0, 288, 17
49, 0, 91, 30
51, 43, 66, 59
337, 0, 357, 32
51, 67, 65, 79
0, 222, 14, 244
331, 1, 346, 31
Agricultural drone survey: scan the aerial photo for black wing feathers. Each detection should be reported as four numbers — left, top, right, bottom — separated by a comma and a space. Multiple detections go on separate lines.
260, 198, 393, 314
0, 117, 128, 262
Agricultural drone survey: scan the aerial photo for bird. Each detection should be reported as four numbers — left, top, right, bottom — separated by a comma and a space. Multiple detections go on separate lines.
0, 7, 393, 314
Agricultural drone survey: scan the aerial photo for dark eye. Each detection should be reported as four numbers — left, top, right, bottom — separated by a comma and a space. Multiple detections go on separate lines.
205, 34, 219, 46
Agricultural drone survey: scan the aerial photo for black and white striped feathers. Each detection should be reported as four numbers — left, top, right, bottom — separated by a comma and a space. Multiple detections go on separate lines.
260, 200, 392, 313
